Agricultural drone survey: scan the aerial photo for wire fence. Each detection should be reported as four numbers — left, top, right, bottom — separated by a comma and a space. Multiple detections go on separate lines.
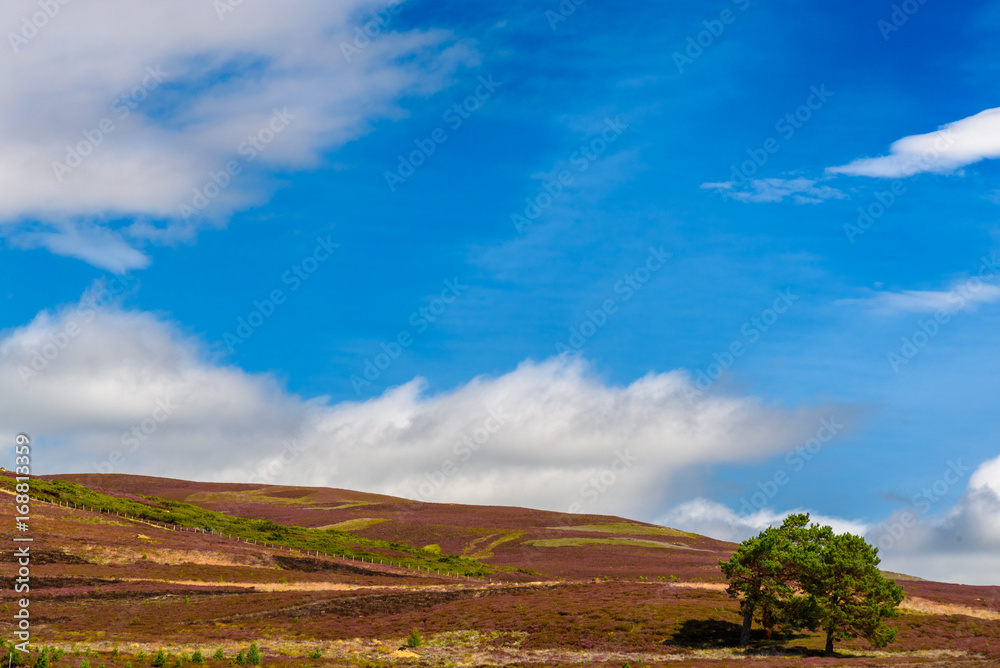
29, 495, 492, 584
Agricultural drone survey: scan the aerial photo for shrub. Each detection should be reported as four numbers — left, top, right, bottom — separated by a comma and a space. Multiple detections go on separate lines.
233, 651, 245, 666
151, 650, 166, 668
307, 649, 321, 660
31, 652, 49, 668
246, 645, 261, 667
212, 650, 224, 661
191, 652, 203, 664
80, 661, 90, 668
405, 629, 423, 648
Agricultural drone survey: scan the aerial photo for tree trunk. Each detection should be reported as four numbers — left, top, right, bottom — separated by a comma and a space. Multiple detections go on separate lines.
824, 629, 835, 657
739, 604, 754, 647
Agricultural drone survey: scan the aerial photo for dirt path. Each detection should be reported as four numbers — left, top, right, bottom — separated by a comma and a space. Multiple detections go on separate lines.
669, 581, 1000, 621
113, 577, 565, 593
668, 581, 727, 591
900, 596, 1000, 620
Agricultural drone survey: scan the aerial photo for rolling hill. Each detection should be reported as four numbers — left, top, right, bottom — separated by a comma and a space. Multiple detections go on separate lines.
1, 472, 997, 667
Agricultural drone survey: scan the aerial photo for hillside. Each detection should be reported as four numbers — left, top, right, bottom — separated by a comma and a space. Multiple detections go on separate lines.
47, 473, 734, 582
1, 473, 997, 667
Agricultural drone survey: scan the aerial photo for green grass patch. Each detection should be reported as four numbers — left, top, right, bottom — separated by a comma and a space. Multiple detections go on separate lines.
545, 522, 699, 538
7, 477, 492, 577
315, 517, 388, 532
526, 537, 700, 549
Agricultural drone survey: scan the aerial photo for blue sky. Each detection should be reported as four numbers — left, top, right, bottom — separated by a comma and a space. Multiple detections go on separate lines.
2, 0, 1000, 584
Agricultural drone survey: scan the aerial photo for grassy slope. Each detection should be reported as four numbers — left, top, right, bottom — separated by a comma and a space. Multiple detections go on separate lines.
48, 473, 736, 581
7, 476, 493, 578
0, 473, 995, 667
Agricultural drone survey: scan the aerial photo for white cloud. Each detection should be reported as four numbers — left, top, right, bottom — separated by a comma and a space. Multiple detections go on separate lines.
658, 457, 1000, 585
701, 178, 845, 204
970, 455, 1000, 496
11, 224, 154, 272
839, 281, 1000, 316
8, 294, 1000, 584
657, 498, 869, 544
0, 0, 475, 270
828, 106, 1000, 178
865, 455, 1000, 585
0, 295, 839, 519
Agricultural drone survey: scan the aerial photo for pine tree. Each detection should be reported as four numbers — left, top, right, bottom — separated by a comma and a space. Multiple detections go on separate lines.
721, 514, 903, 655
800, 532, 904, 657
719, 513, 820, 645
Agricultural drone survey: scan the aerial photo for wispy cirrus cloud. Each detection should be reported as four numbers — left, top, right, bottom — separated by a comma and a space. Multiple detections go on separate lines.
707, 107, 1000, 207
838, 282, 1000, 316
701, 177, 845, 204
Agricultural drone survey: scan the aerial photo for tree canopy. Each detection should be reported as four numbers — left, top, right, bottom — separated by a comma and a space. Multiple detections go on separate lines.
719, 513, 904, 657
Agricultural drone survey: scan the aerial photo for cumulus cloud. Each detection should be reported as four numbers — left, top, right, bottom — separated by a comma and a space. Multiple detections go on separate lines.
865, 455, 1000, 585
828, 107, 1000, 178
701, 178, 845, 204
0, 0, 474, 270
0, 295, 839, 519
658, 456, 1000, 585
7, 293, 1000, 583
657, 498, 869, 544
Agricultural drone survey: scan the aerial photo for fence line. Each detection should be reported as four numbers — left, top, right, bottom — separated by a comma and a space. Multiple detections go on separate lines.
30, 495, 491, 584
